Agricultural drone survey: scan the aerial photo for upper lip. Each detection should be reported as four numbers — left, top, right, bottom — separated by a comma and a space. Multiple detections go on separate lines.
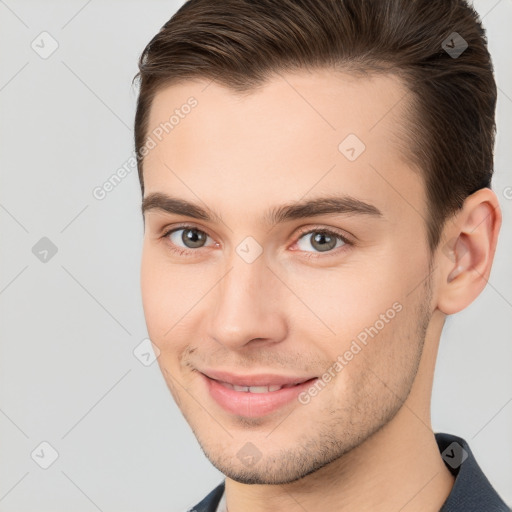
200, 369, 317, 387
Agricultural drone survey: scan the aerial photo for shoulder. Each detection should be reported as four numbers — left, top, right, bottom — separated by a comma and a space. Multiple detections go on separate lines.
436, 432, 510, 512
186, 481, 225, 512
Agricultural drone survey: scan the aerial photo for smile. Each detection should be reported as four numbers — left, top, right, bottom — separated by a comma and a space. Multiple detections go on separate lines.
199, 370, 318, 417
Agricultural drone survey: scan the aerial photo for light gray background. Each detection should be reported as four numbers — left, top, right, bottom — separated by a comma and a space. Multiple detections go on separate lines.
0, 1, 511, 510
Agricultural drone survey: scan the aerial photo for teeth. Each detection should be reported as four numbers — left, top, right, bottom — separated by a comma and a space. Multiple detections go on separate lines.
220, 382, 285, 393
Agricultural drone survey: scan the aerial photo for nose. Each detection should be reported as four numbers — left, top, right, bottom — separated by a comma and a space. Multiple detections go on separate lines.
207, 255, 288, 351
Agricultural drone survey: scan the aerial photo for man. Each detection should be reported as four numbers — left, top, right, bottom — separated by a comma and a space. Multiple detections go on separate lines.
133, 0, 510, 510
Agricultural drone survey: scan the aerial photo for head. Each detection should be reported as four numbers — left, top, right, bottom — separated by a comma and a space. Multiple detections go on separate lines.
135, 0, 501, 485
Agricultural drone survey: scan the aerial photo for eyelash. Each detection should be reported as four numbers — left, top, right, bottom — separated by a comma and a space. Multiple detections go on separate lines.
160, 223, 353, 259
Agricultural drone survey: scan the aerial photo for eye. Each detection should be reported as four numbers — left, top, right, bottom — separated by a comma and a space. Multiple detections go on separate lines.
161, 224, 352, 258
294, 228, 349, 254
163, 225, 215, 254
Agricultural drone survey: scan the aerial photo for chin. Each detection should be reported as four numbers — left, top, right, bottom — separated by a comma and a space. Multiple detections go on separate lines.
196, 434, 359, 486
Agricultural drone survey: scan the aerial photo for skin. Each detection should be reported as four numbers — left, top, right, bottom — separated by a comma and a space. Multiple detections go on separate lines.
139, 68, 501, 511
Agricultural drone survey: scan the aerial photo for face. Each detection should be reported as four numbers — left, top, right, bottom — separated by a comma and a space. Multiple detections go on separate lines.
140, 69, 436, 484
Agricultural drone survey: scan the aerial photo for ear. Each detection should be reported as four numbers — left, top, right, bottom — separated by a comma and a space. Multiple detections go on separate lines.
436, 188, 502, 315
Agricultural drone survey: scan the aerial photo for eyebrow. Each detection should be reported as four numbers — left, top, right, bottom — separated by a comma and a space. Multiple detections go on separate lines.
141, 192, 383, 226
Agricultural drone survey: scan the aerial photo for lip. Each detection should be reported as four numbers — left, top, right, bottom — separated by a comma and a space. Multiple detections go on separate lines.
199, 370, 318, 418
200, 369, 316, 387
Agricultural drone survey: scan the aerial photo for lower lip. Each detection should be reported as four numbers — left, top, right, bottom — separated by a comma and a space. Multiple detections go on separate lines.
201, 374, 318, 418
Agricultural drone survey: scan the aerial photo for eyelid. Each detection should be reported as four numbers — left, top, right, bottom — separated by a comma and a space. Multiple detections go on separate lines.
292, 224, 354, 245
160, 222, 217, 250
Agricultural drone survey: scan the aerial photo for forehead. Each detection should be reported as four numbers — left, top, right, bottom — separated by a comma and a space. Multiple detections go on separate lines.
143, 69, 425, 223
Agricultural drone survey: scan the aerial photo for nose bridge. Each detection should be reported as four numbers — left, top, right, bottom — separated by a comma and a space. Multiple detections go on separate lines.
208, 250, 286, 348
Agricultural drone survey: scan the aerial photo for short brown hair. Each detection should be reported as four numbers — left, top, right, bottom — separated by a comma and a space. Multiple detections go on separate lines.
133, 0, 497, 251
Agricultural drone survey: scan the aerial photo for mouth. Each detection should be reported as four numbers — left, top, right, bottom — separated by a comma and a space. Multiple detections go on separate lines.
198, 369, 318, 417
213, 380, 313, 393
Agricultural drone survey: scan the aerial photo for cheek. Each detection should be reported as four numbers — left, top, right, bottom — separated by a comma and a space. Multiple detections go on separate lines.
140, 252, 165, 334
283, 259, 404, 342
141, 255, 192, 384
140, 245, 177, 341
140, 245, 211, 347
